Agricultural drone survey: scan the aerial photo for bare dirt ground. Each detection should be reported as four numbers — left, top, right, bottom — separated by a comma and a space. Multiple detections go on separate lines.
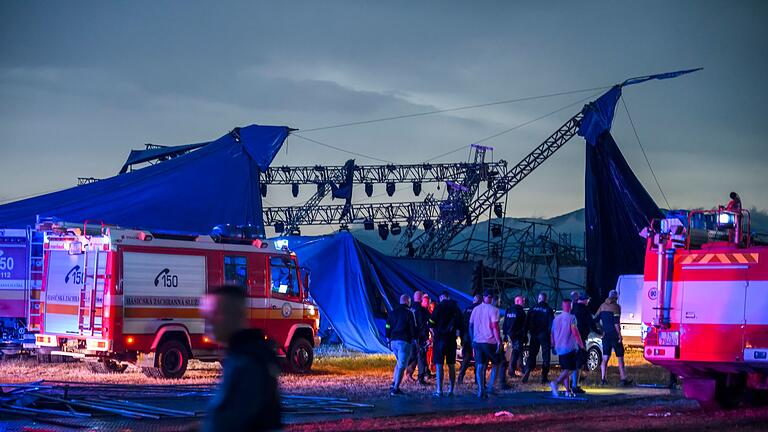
2, 347, 767, 431
0, 347, 667, 399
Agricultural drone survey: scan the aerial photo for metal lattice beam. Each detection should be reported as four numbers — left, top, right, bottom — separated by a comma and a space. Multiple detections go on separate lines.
261, 161, 507, 185
409, 111, 584, 257
263, 200, 441, 226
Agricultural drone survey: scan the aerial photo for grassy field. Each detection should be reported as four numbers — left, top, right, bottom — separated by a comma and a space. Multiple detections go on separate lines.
0, 346, 669, 400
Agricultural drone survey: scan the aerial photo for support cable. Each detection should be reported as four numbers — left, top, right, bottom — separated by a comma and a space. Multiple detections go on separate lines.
299, 86, 610, 133
620, 97, 671, 209
423, 90, 603, 163
289, 133, 394, 164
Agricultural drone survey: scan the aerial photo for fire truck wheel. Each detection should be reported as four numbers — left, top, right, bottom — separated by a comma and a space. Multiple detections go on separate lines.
156, 340, 189, 379
286, 338, 313, 374
587, 347, 602, 372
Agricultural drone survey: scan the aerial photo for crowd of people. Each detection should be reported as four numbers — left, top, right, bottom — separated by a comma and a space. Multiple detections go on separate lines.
385, 288, 632, 398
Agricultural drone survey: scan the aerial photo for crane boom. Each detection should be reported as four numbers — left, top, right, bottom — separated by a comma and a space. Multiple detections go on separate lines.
409, 111, 584, 257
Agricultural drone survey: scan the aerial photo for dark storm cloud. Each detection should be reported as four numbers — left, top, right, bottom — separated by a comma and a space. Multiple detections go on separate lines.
0, 0, 766, 217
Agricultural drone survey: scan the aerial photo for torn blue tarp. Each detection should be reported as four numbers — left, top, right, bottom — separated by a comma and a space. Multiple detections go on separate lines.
283, 233, 472, 353
0, 124, 289, 234
118, 141, 210, 174
580, 90, 664, 303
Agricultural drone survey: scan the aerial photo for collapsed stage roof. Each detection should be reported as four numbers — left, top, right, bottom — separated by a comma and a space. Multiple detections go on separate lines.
0, 124, 289, 234
287, 232, 473, 353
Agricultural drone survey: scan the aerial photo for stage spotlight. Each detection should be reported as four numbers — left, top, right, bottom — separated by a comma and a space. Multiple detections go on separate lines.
292, 183, 299, 197
378, 223, 390, 240
491, 224, 502, 238
339, 224, 350, 232
274, 221, 285, 234
386, 182, 396, 197
412, 182, 422, 196
260, 183, 267, 198
423, 219, 434, 231
363, 218, 375, 230
493, 203, 504, 218
390, 222, 402, 235
365, 183, 374, 197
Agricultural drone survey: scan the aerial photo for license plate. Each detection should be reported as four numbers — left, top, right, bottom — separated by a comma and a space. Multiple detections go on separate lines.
658, 331, 679, 346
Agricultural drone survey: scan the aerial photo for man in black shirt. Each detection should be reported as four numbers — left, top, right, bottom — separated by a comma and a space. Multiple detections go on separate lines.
200, 284, 281, 432
428, 291, 464, 396
457, 294, 482, 385
522, 292, 555, 384
570, 291, 598, 393
406, 291, 431, 385
502, 295, 527, 380
386, 294, 417, 395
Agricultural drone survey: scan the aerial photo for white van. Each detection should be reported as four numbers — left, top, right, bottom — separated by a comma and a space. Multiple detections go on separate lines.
614, 274, 644, 347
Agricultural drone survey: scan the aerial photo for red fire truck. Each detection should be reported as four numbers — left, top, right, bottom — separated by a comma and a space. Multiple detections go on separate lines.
0, 227, 44, 357
34, 224, 320, 378
642, 208, 768, 407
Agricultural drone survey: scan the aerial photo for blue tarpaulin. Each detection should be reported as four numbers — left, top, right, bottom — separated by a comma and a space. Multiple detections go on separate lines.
0, 125, 289, 234
578, 77, 690, 303
285, 233, 472, 353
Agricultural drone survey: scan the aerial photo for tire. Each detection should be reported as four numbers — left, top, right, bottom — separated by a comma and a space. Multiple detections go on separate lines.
714, 374, 746, 409
286, 338, 313, 374
156, 340, 189, 379
587, 346, 602, 372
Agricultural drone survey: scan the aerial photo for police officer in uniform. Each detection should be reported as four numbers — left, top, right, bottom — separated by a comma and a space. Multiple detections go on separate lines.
522, 292, 555, 384
502, 295, 527, 380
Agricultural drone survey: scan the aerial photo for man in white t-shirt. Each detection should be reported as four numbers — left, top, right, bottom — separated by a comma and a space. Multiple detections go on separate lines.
469, 290, 502, 398
549, 299, 584, 398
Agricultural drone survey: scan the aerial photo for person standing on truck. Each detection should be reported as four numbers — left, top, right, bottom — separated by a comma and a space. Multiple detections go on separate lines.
522, 292, 555, 384
200, 284, 281, 432
597, 289, 632, 386
550, 299, 584, 398
570, 292, 598, 393
406, 291, 431, 385
457, 294, 482, 386
469, 290, 502, 398
502, 295, 527, 380
725, 191, 742, 212
386, 294, 417, 396
428, 291, 464, 397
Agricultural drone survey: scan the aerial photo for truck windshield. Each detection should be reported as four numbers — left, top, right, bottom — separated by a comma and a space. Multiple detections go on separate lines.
269, 256, 300, 298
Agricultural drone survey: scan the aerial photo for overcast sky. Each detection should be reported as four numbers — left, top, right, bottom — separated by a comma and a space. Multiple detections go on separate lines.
1, 1, 766, 233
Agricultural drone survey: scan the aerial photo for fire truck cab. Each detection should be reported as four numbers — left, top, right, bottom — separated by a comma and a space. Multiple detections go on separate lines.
642, 208, 768, 408
34, 224, 320, 378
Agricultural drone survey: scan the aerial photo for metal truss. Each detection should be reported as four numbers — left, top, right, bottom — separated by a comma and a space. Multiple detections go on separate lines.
263, 199, 440, 227
446, 219, 586, 305
407, 111, 584, 258
260, 160, 507, 185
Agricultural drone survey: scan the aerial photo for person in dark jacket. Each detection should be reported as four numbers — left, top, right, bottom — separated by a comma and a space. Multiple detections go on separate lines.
570, 291, 598, 393
386, 294, 417, 395
457, 294, 482, 385
406, 291, 431, 384
502, 295, 527, 380
428, 291, 464, 396
522, 292, 555, 383
200, 284, 281, 432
